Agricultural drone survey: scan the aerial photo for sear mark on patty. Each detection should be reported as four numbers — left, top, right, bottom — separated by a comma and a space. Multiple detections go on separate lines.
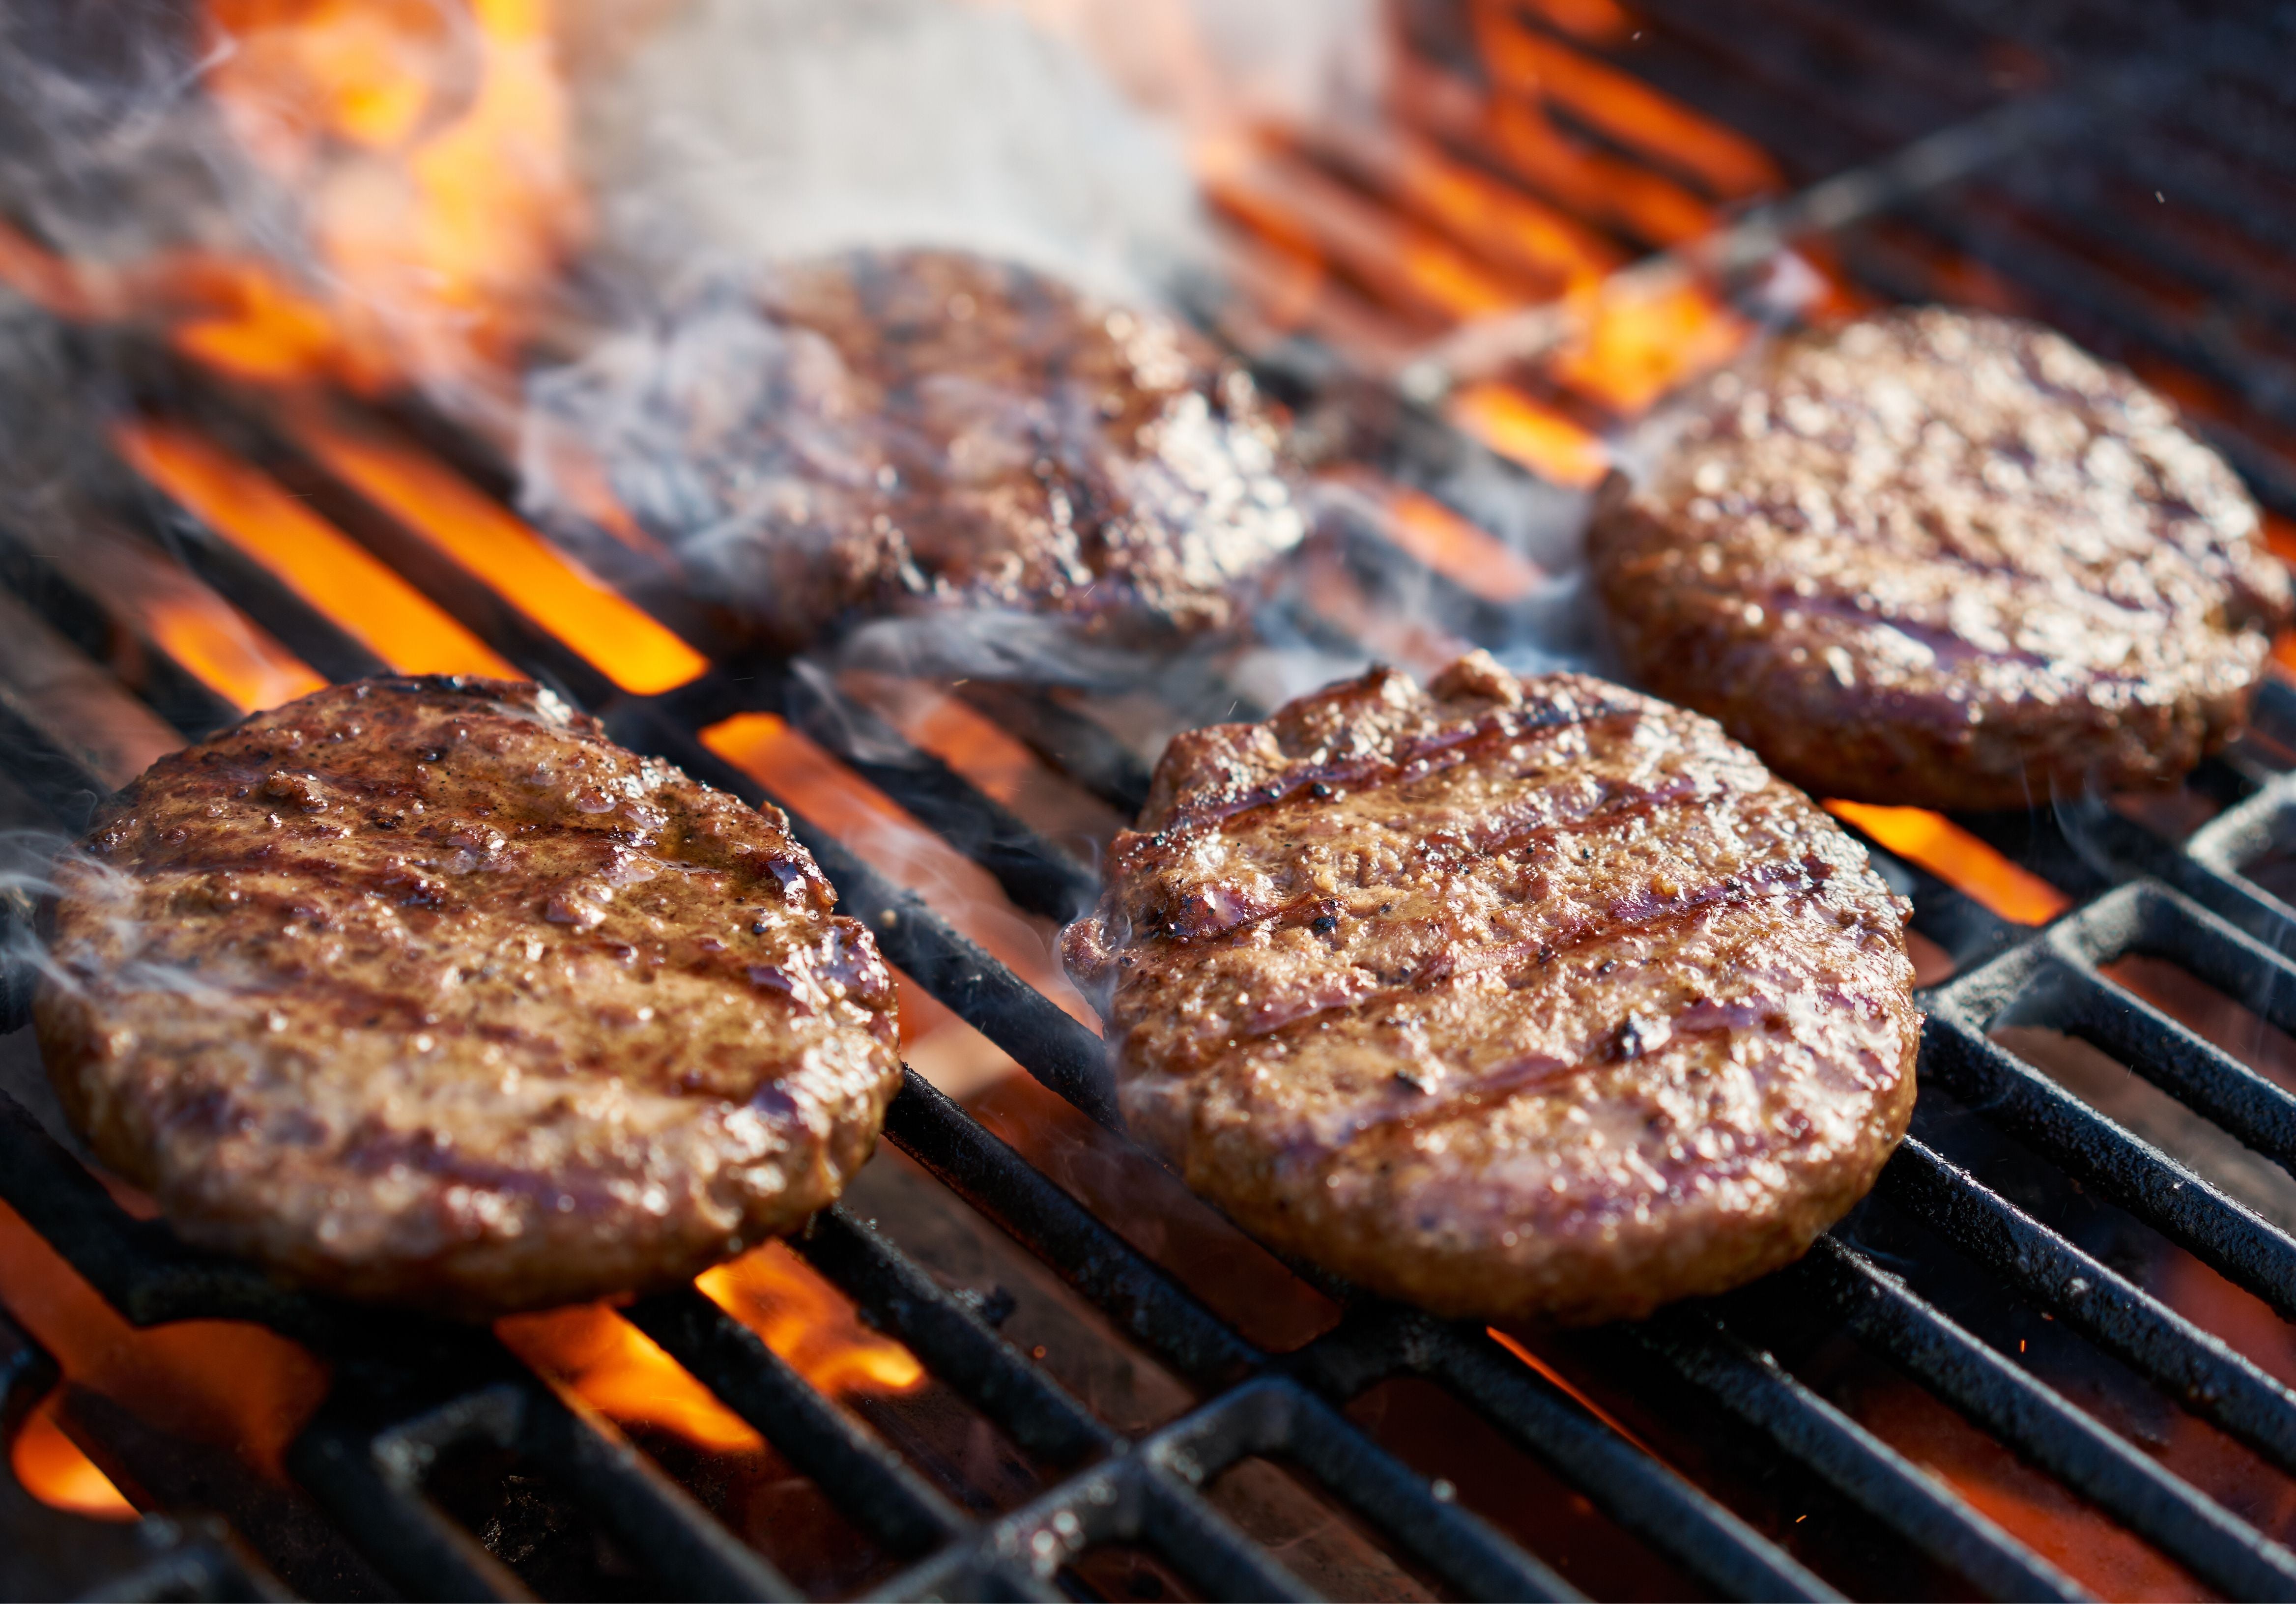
1062, 651, 1921, 1326
34, 675, 902, 1319
1590, 307, 2293, 812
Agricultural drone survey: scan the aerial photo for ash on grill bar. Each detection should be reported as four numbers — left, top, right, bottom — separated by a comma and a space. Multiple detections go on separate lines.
6, 0, 2296, 1600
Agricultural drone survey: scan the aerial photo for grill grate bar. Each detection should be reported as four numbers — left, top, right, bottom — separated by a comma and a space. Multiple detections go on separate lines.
794, 1205, 1120, 1468
1800, 1236, 2296, 1599
1359, 1315, 1840, 1601
1918, 1010, 2296, 1323
2042, 958, 2296, 1174
621, 1286, 967, 1558
1146, 1375, 1586, 1602
881, 1071, 1263, 1388
1629, 1309, 2083, 1602
1882, 1135, 2296, 1477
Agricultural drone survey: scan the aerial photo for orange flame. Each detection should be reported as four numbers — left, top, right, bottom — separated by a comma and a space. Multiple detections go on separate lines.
1825, 801, 2071, 927
698, 1241, 925, 1398
498, 1243, 922, 1453
187, 0, 583, 395
11, 1395, 139, 1520
112, 418, 514, 680
1328, 470, 1551, 602
138, 597, 328, 714
1545, 276, 1749, 415
1470, 6, 1781, 202
496, 1304, 766, 1453
0, 1195, 332, 1490
1445, 381, 1609, 487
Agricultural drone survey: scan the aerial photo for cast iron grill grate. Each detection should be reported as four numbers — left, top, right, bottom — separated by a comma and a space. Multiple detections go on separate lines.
7, 2, 2296, 1599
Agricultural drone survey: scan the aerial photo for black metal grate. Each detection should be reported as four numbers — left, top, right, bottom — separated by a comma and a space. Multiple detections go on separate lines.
7, 2, 2296, 1599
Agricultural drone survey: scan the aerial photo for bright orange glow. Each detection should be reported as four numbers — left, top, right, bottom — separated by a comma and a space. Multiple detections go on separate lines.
500, 1247, 924, 1452
1548, 278, 1750, 415
1368, 127, 1621, 294
140, 596, 327, 713
0, 1195, 331, 1487
287, 414, 707, 696
1825, 801, 2072, 926
1473, 8, 1781, 201
185, 0, 583, 395
1481, 90, 1716, 247
701, 712, 1096, 1029
11, 1395, 138, 1520
113, 419, 514, 680
497, 1304, 766, 1453
1332, 472, 1547, 602
1487, 1328, 1660, 1458
1511, 0, 1633, 44
1200, 139, 1527, 325
1446, 382, 1610, 487
698, 1240, 924, 1397
46, 521, 326, 714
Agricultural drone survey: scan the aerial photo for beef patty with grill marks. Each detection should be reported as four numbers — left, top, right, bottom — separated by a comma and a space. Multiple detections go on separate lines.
1592, 307, 2292, 812
539, 248, 1307, 658
34, 676, 901, 1318
1062, 653, 1919, 1325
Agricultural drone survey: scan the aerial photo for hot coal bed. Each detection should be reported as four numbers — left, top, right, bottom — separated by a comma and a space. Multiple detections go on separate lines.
9, 0, 2296, 1600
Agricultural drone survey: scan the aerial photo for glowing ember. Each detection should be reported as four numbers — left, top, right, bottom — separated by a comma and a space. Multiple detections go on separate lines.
1445, 382, 1609, 487
285, 412, 708, 696
1824, 801, 2072, 927
11, 1396, 138, 1520
112, 418, 514, 679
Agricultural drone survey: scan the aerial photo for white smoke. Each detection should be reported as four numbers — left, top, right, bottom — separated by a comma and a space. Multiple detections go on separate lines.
568, 0, 1205, 305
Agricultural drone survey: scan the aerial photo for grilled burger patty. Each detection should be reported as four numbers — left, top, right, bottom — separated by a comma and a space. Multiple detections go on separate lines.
34, 677, 901, 1317
583, 248, 1305, 655
1062, 653, 1919, 1325
1591, 308, 2292, 812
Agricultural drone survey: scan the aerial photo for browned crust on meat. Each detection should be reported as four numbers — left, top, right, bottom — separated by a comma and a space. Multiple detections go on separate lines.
638, 249, 1307, 654
1590, 308, 2292, 812
1062, 652, 1920, 1325
33, 676, 901, 1318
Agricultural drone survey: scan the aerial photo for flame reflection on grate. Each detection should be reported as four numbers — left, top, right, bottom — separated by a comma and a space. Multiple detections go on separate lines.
1824, 800, 2072, 927
10, 1395, 137, 1520
283, 413, 708, 696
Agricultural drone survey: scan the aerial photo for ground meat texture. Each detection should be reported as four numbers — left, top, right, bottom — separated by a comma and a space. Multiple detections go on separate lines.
1062, 652, 1919, 1326
567, 248, 1305, 655
34, 677, 901, 1318
1591, 308, 2292, 812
